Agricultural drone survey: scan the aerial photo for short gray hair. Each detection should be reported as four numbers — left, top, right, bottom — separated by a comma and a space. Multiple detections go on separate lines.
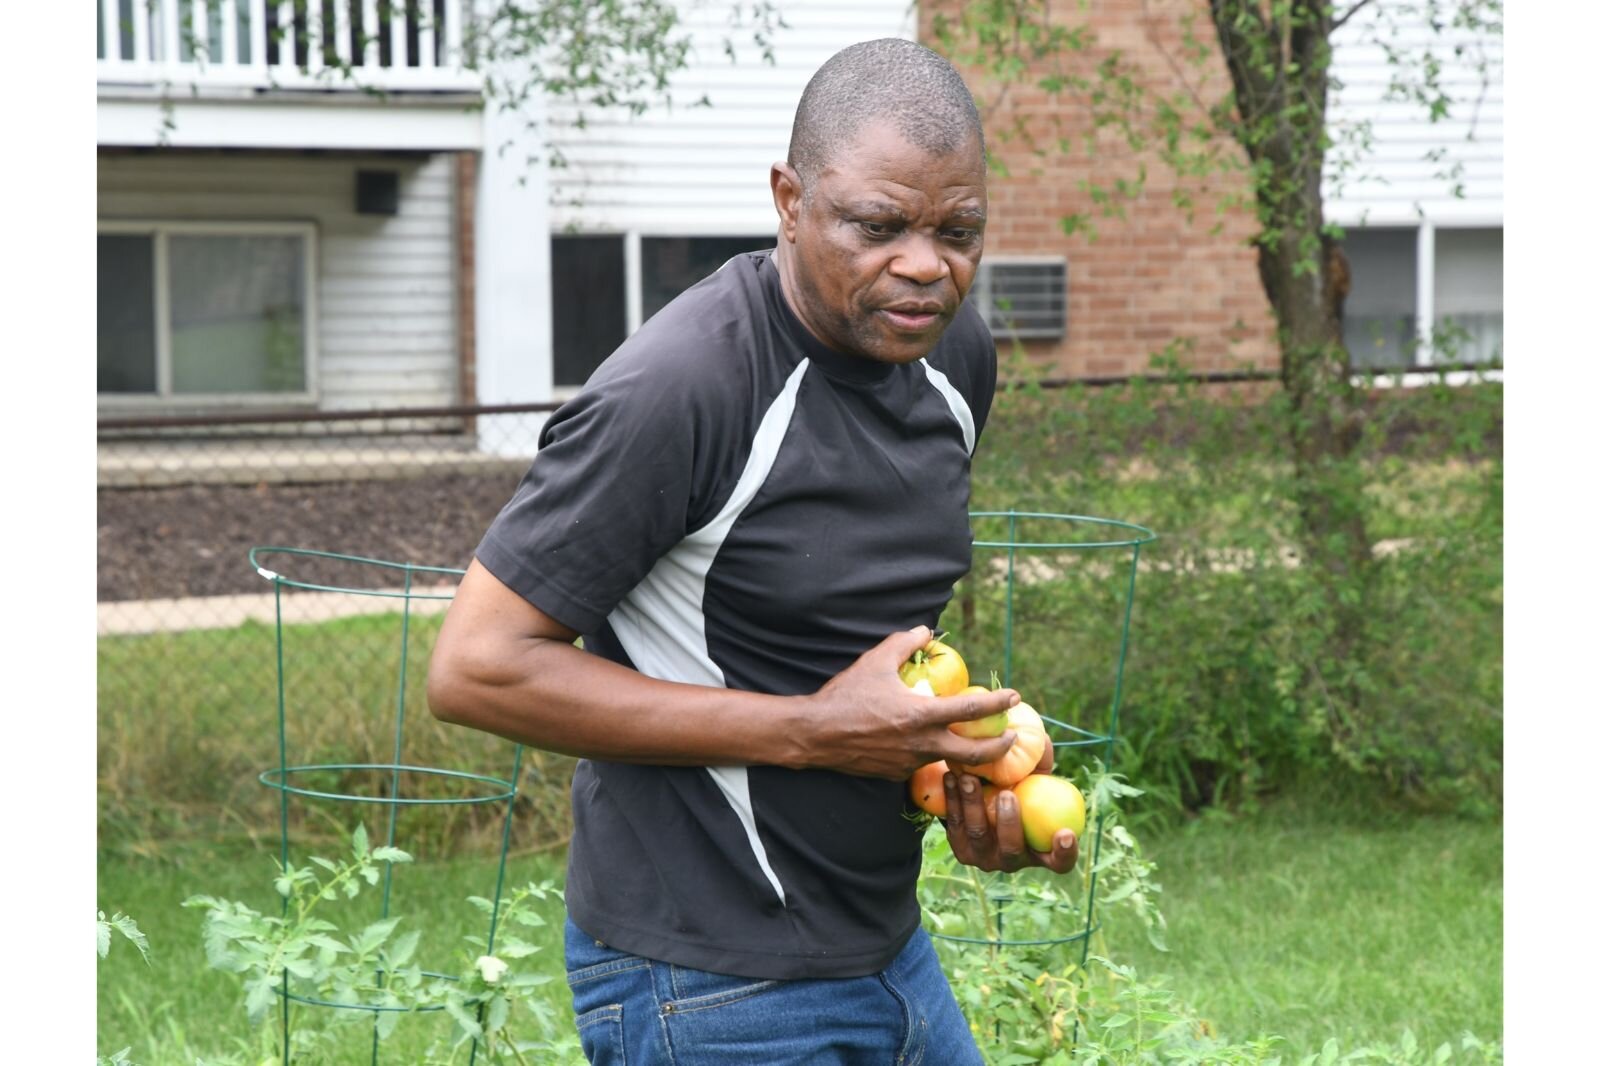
787, 38, 985, 188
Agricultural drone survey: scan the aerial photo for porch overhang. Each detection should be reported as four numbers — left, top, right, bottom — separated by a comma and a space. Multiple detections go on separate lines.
97, 89, 486, 151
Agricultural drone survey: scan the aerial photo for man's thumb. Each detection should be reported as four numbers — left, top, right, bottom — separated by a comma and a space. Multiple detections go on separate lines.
883, 625, 933, 666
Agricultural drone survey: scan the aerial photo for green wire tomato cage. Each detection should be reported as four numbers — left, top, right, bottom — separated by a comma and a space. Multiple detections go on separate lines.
245, 513, 1149, 1058
249, 547, 518, 1066
923, 512, 1156, 966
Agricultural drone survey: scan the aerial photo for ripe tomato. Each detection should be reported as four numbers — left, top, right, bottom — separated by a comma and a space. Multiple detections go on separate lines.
947, 683, 1009, 740
951, 701, 1051, 787
908, 760, 950, 817
898, 638, 969, 697
1010, 773, 1087, 851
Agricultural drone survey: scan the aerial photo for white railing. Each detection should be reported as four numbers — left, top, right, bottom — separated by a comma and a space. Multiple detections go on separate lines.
97, 0, 482, 93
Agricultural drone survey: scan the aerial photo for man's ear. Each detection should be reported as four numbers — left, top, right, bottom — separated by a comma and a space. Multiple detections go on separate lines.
770, 162, 803, 243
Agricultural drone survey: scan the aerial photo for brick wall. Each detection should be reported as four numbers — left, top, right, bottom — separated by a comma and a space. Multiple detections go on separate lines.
926, 0, 1280, 380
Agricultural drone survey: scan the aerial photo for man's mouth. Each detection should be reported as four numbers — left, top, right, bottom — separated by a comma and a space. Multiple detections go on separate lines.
878, 305, 945, 332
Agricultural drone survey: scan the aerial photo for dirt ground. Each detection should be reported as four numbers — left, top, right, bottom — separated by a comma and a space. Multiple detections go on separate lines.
96, 473, 526, 602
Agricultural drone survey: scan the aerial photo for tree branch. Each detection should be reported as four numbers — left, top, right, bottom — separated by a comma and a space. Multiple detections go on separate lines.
1330, 0, 1379, 35
1208, 0, 1279, 155
1139, 0, 1215, 121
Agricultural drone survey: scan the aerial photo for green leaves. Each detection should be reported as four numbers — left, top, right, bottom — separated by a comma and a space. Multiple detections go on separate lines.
186, 825, 579, 1062
917, 760, 1172, 1060
97, 910, 150, 965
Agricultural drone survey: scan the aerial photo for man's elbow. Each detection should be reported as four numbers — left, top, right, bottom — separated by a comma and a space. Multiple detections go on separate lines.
425, 650, 476, 728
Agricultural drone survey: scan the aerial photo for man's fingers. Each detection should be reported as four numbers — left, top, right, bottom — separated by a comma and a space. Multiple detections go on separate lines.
876, 625, 934, 670
1038, 829, 1079, 874
991, 790, 1031, 871
956, 774, 990, 844
940, 772, 974, 862
921, 688, 1020, 727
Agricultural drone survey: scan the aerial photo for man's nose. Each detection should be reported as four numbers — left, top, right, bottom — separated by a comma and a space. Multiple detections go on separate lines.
888, 234, 950, 286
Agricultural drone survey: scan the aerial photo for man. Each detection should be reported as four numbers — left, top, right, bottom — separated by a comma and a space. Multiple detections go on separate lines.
427, 37, 1078, 1065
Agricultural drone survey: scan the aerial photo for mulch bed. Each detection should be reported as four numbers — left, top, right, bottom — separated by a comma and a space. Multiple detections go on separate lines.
97, 473, 525, 602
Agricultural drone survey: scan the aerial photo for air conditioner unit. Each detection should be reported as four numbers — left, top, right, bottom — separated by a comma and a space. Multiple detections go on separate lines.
975, 258, 1068, 340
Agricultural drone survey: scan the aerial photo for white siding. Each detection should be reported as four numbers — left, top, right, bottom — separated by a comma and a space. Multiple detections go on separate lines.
98, 151, 459, 410
1324, 0, 1504, 226
547, 0, 918, 234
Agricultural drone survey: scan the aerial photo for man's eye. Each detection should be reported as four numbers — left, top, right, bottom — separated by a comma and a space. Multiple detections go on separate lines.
858, 221, 896, 238
944, 228, 979, 244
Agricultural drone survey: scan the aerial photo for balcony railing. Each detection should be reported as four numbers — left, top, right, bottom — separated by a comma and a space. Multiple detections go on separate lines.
96, 1, 482, 93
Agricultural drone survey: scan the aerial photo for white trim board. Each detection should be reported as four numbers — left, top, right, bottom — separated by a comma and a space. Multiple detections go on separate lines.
98, 96, 484, 151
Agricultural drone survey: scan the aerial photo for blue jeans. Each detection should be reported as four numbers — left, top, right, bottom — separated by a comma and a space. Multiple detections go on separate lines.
563, 917, 986, 1065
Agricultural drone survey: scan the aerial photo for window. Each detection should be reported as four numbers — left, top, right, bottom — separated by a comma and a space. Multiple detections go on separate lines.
551, 234, 627, 388
98, 222, 316, 400
1433, 227, 1503, 365
641, 236, 773, 321
1343, 228, 1418, 369
549, 233, 771, 388
1341, 222, 1503, 370
973, 258, 1068, 340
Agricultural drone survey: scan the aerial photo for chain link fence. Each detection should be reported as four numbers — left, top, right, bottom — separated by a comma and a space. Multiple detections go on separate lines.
97, 402, 575, 854
96, 368, 1500, 850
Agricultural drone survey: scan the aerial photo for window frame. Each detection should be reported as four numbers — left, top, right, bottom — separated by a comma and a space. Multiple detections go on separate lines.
550, 227, 775, 399
1334, 210, 1503, 388
97, 219, 320, 407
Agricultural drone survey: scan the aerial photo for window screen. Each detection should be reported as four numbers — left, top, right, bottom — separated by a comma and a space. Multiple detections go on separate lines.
641, 236, 772, 322
551, 234, 627, 387
1342, 227, 1419, 369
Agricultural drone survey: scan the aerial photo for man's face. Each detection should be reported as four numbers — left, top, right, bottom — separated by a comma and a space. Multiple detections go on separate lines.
772, 121, 987, 364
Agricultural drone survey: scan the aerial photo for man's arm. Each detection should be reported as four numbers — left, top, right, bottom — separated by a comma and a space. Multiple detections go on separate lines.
426, 559, 1026, 780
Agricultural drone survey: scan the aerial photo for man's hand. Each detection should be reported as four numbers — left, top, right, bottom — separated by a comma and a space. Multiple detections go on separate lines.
800, 626, 1024, 779
941, 770, 1079, 875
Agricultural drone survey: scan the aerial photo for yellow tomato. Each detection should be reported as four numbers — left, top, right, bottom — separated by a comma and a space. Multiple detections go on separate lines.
1010, 773, 1087, 851
947, 684, 1010, 740
898, 638, 969, 697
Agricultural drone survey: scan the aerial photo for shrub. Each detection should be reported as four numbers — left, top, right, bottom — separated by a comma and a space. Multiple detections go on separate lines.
967, 356, 1501, 818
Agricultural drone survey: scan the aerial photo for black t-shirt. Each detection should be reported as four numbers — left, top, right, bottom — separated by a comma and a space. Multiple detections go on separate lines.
476, 250, 996, 979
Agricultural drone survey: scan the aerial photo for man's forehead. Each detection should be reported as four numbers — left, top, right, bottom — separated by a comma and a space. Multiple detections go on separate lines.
817, 146, 984, 210
822, 172, 987, 211
822, 117, 983, 172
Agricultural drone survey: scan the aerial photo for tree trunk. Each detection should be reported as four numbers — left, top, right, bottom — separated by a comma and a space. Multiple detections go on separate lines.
1210, 0, 1375, 746
1264, 226, 1374, 691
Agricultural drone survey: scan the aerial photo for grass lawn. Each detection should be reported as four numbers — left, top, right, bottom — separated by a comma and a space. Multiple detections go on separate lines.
1105, 796, 1503, 1055
97, 794, 1501, 1064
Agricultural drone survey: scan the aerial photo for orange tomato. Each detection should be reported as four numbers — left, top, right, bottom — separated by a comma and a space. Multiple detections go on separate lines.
908, 760, 951, 817
951, 701, 1051, 787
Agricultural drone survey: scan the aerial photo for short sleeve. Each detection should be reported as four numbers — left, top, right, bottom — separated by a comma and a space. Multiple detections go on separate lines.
475, 369, 705, 635
473, 261, 766, 634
